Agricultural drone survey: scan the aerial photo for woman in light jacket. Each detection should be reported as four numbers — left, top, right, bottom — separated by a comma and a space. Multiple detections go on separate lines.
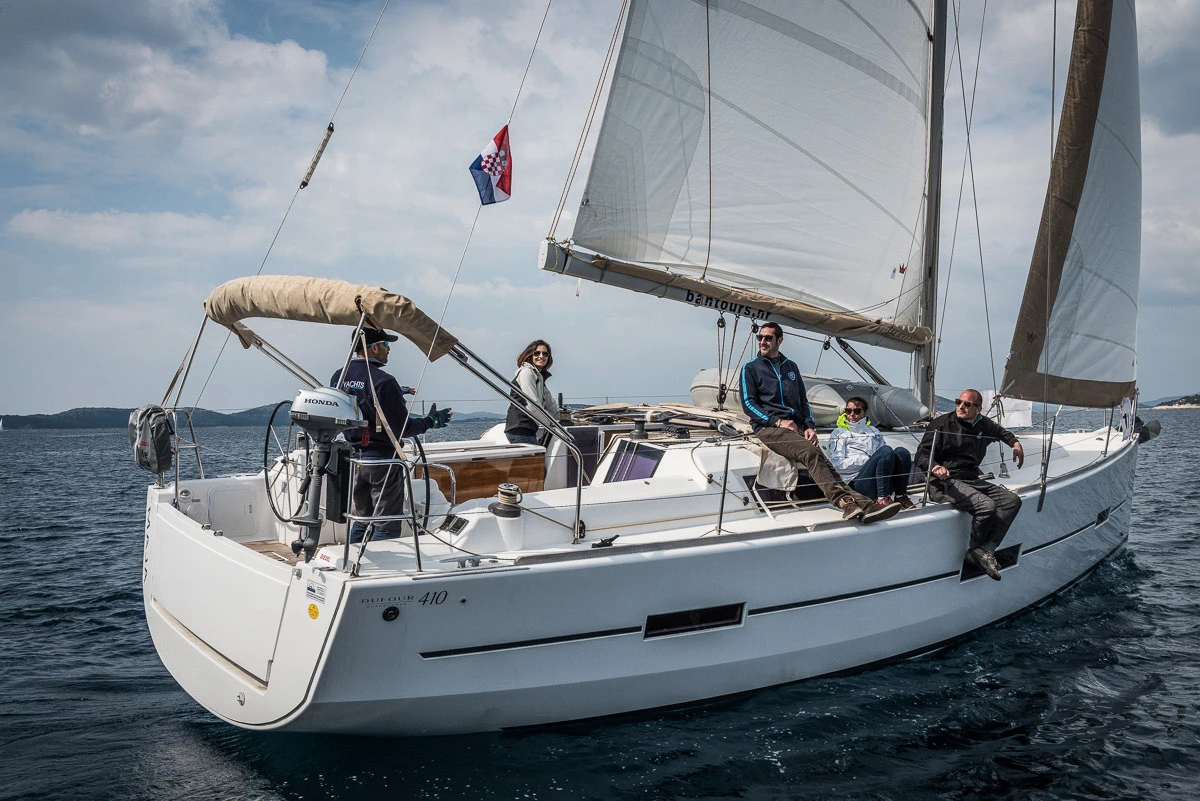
826, 396, 915, 509
505, 340, 559, 445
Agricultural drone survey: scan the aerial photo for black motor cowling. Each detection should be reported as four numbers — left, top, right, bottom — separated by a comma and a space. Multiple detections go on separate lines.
129, 405, 174, 475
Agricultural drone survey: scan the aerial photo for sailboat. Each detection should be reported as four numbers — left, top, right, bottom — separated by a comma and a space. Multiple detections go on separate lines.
139, 0, 1152, 735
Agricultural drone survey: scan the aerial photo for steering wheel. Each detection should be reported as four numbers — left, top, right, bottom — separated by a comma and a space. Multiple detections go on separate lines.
263, 400, 306, 524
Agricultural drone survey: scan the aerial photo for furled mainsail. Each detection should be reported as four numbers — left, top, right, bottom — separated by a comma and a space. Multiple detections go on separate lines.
555, 0, 936, 350
1002, 0, 1141, 407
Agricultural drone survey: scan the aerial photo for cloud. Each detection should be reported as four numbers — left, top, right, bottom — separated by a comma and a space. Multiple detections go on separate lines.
7, 209, 261, 265
0, 0, 337, 193
1137, 0, 1200, 135
1, 0, 1198, 415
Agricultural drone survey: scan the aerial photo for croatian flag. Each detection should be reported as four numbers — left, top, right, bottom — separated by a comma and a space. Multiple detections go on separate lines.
469, 125, 512, 205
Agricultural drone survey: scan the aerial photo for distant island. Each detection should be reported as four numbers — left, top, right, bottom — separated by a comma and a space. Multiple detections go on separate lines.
1153, 393, 1200, 409
0, 406, 504, 431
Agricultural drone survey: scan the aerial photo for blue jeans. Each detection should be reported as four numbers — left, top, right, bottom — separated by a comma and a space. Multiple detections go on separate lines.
852, 445, 913, 500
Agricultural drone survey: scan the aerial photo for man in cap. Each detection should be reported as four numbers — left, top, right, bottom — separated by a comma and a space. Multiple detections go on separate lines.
331, 327, 452, 542
915, 388, 1025, 581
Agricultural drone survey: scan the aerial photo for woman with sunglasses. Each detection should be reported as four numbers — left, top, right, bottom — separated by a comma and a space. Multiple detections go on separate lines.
505, 340, 560, 445
826, 396, 916, 510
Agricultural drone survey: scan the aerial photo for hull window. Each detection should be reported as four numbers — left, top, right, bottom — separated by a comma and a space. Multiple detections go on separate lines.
644, 603, 745, 639
960, 544, 1021, 581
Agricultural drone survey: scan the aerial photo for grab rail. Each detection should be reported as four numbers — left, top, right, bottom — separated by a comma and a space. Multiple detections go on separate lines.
447, 342, 586, 542
167, 407, 205, 505
344, 455, 417, 574
342, 454, 458, 575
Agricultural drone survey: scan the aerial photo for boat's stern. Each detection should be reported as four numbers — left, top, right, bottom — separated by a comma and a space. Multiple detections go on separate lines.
142, 482, 344, 727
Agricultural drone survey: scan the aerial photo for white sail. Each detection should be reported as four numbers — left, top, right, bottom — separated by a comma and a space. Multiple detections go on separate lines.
561, 0, 935, 347
1003, 0, 1141, 406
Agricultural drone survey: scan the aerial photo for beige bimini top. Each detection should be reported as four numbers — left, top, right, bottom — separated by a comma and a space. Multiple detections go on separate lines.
204, 275, 458, 360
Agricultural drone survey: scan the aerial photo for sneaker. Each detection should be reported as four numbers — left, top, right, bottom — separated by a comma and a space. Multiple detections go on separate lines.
968, 547, 1003, 581
838, 497, 865, 521
861, 498, 902, 524
895, 494, 916, 510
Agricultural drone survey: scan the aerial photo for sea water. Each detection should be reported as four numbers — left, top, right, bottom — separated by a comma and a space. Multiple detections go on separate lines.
1, 411, 1198, 800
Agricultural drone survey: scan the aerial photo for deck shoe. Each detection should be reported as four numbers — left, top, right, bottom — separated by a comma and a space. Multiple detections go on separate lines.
968, 547, 1003, 581
838, 497, 865, 521
895, 494, 916, 510
861, 498, 902, 524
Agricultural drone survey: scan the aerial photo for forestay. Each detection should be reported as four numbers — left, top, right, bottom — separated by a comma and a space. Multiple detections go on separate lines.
1002, 0, 1141, 407
561, 0, 936, 349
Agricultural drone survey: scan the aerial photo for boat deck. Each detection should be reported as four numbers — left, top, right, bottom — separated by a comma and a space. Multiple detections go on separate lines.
290, 425, 1125, 577
244, 539, 303, 565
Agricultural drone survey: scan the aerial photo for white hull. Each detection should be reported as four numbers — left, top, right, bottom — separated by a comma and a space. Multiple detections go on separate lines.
143, 429, 1136, 735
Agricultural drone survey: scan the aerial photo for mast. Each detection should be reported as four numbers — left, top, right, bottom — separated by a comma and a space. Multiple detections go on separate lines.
915, 0, 948, 414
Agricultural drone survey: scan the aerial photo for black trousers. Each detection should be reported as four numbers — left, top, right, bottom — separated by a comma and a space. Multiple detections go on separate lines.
928, 478, 1022, 552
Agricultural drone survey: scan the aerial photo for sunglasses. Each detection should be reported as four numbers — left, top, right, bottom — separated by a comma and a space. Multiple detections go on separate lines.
533, 350, 550, 357
845, 406, 865, 414
954, 398, 979, 407
756, 334, 776, 342
372, 340, 390, 348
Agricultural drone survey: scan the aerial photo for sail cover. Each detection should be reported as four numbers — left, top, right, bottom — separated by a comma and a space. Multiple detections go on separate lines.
564, 0, 935, 349
204, 275, 459, 360
1002, 0, 1141, 407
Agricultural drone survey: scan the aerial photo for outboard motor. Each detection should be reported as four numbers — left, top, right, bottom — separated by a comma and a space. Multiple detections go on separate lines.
288, 387, 363, 561
129, 405, 175, 479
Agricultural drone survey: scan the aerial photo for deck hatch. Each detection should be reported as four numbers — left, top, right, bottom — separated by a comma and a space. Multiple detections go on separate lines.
605, 440, 665, 483
644, 603, 744, 639
439, 515, 468, 534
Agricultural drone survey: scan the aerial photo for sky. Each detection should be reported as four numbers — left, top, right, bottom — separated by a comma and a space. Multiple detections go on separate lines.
1, 0, 1197, 417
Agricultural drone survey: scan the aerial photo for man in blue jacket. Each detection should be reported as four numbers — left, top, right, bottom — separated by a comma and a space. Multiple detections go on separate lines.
741, 322, 900, 524
331, 328, 452, 543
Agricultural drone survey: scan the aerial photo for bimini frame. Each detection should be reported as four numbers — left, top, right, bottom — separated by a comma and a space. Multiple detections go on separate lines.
168, 275, 587, 542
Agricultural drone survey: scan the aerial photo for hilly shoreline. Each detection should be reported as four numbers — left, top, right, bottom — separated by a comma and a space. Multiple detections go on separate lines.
0, 406, 503, 431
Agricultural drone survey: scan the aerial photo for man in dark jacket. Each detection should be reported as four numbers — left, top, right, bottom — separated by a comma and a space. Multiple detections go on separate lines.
331, 328, 452, 543
741, 322, 900, 524
915, 389, 1025, 580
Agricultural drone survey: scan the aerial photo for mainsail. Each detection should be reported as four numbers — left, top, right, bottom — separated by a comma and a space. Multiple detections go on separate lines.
1002, 0, 1141, 407
547, 0, 937, 351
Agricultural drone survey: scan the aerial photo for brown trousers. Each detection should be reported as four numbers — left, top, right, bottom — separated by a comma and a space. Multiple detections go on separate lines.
755, 426, 870, 508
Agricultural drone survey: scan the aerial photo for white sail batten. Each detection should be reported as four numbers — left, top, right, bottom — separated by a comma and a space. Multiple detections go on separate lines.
562, 0, 935, 346
1003, 0, 1141, 406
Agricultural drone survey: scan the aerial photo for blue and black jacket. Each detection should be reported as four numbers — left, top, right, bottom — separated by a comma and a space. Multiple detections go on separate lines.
740, 354, 816, 432
331, 358, 431, 458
